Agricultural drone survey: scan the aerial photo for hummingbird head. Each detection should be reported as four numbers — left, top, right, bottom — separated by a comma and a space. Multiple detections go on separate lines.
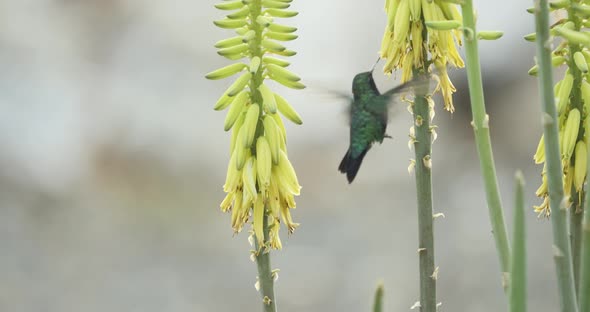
352, 58, 381, 96
352, 71, 378, 96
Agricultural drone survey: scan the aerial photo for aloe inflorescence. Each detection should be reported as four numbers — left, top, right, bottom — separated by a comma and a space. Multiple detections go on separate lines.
529, 5, 590, 217
379, 0, 464, 113
207, 0, 303, 250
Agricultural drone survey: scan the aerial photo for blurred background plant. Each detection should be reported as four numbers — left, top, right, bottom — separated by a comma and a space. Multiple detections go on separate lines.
0, 0, 571, 311
528, 1, 590, 310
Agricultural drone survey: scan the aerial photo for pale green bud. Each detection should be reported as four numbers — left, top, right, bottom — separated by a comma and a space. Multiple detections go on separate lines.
574, 51, 589, 73
264, 9, 298, 18
206, 63, 247, 80
242, 104, 260, 148
574, 140, 587, 191
215, 0, 245, 10
268, 24, 297, 33
259, 83, 278, 114
425, 20, 462, 30
477, 31, 504, 40
213, 18, 248, 29
262, 0, 290, 9
562, 108, 581, 160
275, 93, 302, 124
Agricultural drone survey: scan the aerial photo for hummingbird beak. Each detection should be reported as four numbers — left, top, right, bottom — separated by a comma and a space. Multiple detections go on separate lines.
371, 57, 380, 73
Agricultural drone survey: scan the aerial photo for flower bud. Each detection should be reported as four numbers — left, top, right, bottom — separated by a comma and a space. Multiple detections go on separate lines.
425, 20, 462, 30
524, 32, 536, 42
262, 0, 290, 9
242, 104, 260, 148
256, 136, 272, 189
262, 56, 290, 67
259, 83, 278, 114
215, 36, 244, 48
261, 39, 286, 53
224, 91, 249, 130
408, 0, 422, 21
266, 63, 301, 81
263, 116, 281, 164
206, 63, 247, 80
553, 27, 590, 46
534, 135, 545, 164
227, 6, 250, 19
249, 57, 261, 74
266, 32, 298, 41
242, 156, 258, 201
253, 195, 265, 245
268, 24, 297, 33
265, 9, 298, 18
226, 72, 253, 97
562, 108, 581, 161
581, 80, 590, 113
477, 31, 504, 40
574, 51, 589, 73
557, 73, 574, 115
574, 140, 587, 191
214, 18, 247, 29
275, 93, 302, 124
214, 0, 244, 10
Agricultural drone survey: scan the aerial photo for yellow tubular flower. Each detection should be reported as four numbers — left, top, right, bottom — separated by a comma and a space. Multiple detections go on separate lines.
380, 0, 464, 108
207, 0, 303, 249
434, 58, 457, 112
574, 141, 587, 192
534, 134, 545, 164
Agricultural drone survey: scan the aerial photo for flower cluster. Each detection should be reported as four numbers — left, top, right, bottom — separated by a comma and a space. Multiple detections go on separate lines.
530, 5, 590, 217
379, 0, 464, 112
206, 0, 303, 249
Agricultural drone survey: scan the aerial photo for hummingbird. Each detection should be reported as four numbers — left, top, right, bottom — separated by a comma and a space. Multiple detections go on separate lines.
338, 65, 427, 183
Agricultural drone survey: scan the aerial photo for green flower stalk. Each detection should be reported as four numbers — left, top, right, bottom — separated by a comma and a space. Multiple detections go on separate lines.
510, 172, 527, 312
207, 0, 303, 310
379, 1, 464, 311
531, 1, 579, 310
460, 0, 512, 292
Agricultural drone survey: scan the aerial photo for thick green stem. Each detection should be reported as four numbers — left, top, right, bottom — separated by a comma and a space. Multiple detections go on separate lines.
581, 209, 590, 311
580, 119, 590, 312
249, 5, 276, 310
255, 216, 277, 312
572, 193, 584, 296
412, 67, 436, 312
566, 6, 584, 297
372, 282, 384, 312
510, 172, 527, 312
461, 0, 512, 291
534, 1, 579, 311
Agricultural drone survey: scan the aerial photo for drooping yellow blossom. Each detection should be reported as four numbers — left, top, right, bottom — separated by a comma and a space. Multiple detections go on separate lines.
380, 0, 464, 112
530, 5, 590, 217
207, 0, 303, 249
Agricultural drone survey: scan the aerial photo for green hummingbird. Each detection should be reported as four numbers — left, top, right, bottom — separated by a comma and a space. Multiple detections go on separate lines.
338, 67, 427, 183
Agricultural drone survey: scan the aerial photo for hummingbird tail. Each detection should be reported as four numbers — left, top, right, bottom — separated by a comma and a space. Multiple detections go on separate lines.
338, 149, 369, 183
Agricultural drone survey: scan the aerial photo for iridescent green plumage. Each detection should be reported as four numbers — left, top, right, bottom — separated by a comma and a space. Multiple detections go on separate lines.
339, 71, 422, 183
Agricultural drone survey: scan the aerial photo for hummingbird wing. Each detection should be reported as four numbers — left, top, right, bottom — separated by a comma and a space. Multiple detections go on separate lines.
365, 75, 432, 120
381, 74, 431, 98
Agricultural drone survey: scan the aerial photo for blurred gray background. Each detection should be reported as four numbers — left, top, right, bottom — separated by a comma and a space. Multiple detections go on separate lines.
0, 0, 560, 311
